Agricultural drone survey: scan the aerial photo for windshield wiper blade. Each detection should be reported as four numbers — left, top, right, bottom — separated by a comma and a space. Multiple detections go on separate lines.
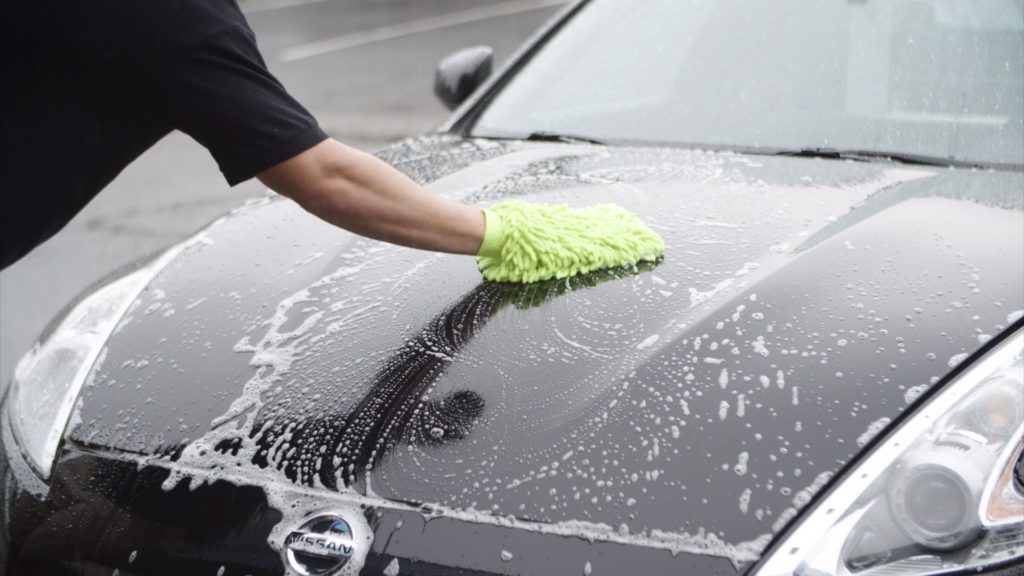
772, 147, 970, 167
526, 131, 605, 145
773, 147, 860, 160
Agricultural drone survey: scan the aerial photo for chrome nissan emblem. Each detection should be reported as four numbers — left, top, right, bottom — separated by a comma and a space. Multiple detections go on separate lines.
284, 513, 357, 575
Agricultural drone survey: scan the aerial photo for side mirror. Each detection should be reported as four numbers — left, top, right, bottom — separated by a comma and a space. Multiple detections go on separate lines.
434, 46, 493, 110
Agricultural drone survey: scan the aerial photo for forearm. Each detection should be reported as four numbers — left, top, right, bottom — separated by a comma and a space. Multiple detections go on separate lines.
258, 138, 485, 255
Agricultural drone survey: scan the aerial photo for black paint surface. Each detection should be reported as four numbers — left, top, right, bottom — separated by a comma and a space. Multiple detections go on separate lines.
63, 137, 1023, 560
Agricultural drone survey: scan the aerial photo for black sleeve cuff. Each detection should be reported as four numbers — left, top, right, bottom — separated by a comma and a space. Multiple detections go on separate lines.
222, 124, 330, 186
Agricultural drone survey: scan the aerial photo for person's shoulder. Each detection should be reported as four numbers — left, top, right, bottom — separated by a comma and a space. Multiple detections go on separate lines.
116, 0, 251, 48
173, 0, 251, 43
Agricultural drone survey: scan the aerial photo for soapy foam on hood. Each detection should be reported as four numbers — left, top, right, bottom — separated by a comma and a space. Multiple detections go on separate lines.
147, 165, 943, 568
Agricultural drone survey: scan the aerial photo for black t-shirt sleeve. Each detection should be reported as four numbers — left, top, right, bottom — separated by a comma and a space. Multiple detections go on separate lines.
148, 24, 328, 185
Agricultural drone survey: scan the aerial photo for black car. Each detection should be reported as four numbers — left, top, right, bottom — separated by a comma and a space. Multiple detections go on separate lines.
3, 0, 1023, 574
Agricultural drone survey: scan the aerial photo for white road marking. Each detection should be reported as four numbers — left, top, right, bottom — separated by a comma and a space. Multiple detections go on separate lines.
241, 0, 326, 15
280, 0, 568, 62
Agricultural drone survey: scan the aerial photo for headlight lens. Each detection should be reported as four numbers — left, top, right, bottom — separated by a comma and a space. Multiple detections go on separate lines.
6, 248, 184, 478
757, 329, 1024, 576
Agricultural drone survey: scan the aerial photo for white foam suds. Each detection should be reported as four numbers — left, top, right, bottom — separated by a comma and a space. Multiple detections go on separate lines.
739, 488, 752, 515
185, 297, 207, 311
947, 352, 969, 368
733, 452, 749, 476
296, 251, 326, 267
856, 417, 892, 447
751, 336, 770, 357
771, 471, 833, 534
688, 280, 734, 308
636, 334, 660, 350
903, 384, 928, 405
555, 327, 612, 358
734, 262, 760, 277
686, 217, 743, 229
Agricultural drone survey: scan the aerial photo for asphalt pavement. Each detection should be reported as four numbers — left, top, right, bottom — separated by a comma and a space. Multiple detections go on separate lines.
0, 0, 566, 392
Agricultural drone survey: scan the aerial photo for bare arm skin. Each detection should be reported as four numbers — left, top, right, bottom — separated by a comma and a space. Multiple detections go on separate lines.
258, 138, 486, 255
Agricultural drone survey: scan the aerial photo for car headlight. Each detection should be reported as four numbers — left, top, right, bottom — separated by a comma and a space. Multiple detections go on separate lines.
5, 246, 186, 479
757, 328, 1024, 576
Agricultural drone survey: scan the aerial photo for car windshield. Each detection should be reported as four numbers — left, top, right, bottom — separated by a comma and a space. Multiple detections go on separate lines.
472, 0, 1024, 167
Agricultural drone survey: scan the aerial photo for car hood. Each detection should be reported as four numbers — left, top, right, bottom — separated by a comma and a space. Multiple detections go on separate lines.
69, 135, 1024, 565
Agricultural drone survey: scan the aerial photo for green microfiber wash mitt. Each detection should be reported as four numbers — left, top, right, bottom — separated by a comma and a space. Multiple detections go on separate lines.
476, 201, 664, 283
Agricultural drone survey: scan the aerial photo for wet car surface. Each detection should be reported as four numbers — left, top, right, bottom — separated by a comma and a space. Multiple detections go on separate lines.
4, 136, 1022, 574
68, 137, 1024, 547
3, 1, 1024, 574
